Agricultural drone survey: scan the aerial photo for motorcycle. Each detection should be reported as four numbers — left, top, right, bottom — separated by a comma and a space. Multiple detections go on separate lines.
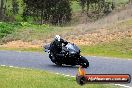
44, 42, 89, 68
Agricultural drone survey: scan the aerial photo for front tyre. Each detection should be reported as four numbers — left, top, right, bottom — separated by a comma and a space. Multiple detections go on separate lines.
80, 56, 89, 68
49, 53, 62, 66
49, 53, 56, 63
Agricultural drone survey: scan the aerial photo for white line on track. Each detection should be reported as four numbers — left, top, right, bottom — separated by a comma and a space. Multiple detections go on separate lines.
1, 65, 27, 69
90, 56, 132, 60
115, 84, 132, 88
1, 65, 6, 66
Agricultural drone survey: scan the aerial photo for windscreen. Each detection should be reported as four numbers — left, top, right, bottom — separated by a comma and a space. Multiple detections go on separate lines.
66, 43, 76, 51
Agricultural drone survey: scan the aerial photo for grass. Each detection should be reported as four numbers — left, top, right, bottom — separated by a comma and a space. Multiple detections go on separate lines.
0, 22, 22, 39
0, 47, 43, 52
0, 23, 72, 43
80, 38, 132, 59
0, 66, 118, 88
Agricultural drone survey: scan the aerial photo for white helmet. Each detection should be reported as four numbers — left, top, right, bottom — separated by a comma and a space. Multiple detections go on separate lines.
55, 35, 61, 41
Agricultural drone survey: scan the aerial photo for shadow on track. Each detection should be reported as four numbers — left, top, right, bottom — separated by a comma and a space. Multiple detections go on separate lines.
47, 64, 79, 69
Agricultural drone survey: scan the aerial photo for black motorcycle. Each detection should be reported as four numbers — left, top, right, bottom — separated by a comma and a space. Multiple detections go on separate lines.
44, 43, 89, 68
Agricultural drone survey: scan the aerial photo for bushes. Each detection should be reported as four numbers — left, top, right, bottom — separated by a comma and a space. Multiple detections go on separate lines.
0, 22, 22, 38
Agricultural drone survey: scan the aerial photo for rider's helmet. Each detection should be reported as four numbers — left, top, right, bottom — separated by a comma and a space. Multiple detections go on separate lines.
55, 35, 61, 41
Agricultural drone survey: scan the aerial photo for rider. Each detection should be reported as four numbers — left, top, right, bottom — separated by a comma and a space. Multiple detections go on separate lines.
50, 35, 68, 56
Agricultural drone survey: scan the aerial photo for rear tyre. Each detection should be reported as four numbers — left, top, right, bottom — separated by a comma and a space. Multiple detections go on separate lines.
80, 56, 89, 68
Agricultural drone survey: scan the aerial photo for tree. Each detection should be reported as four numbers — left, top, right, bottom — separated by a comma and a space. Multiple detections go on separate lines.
79, 0, 86, 12
23, 0, 71, 25
79, 0, 112, 14
12, 0, 19, 15
49, 0, 72, 24
0, 0, 4, 20
129, 0, 132, 4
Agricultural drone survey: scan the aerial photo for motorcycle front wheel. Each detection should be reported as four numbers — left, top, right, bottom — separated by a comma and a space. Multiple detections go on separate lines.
80, 56, 89, 68
49, 53, 63, 66
49, 53, 56, 63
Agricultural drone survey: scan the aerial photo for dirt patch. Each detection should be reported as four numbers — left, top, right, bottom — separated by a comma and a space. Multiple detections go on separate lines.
1, 30, 132, 48
66, 30, 132, 45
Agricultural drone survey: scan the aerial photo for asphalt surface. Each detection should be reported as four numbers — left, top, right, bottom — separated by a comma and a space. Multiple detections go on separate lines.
0, 50, 132, 87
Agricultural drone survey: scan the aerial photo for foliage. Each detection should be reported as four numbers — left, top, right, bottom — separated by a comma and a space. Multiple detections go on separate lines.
0, 22, 22, 38
23, 0, 72, 25
12, 0, 19, 15
78, 0, 114, 14
0, 0, 130, 24
0, 22, 69, 43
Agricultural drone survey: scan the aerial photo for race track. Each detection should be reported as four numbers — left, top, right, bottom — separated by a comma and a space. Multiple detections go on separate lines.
0, 50, 132, 87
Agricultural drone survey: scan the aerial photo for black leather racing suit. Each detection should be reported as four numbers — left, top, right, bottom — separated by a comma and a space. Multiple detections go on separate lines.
50, 38, 68, 55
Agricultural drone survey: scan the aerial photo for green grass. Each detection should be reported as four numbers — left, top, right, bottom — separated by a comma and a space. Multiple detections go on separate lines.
0, 66, 118, 88
0, 47, 43, 52
80, 38, 132, 59
0, 22, 22, 39
0, 22, 72, 43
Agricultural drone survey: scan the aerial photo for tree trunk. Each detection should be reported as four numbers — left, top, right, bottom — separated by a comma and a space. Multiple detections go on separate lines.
86, 0, 89, 15
41, 9, 44, 24
0, 0, 4, 20
129, 0, 132, 4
